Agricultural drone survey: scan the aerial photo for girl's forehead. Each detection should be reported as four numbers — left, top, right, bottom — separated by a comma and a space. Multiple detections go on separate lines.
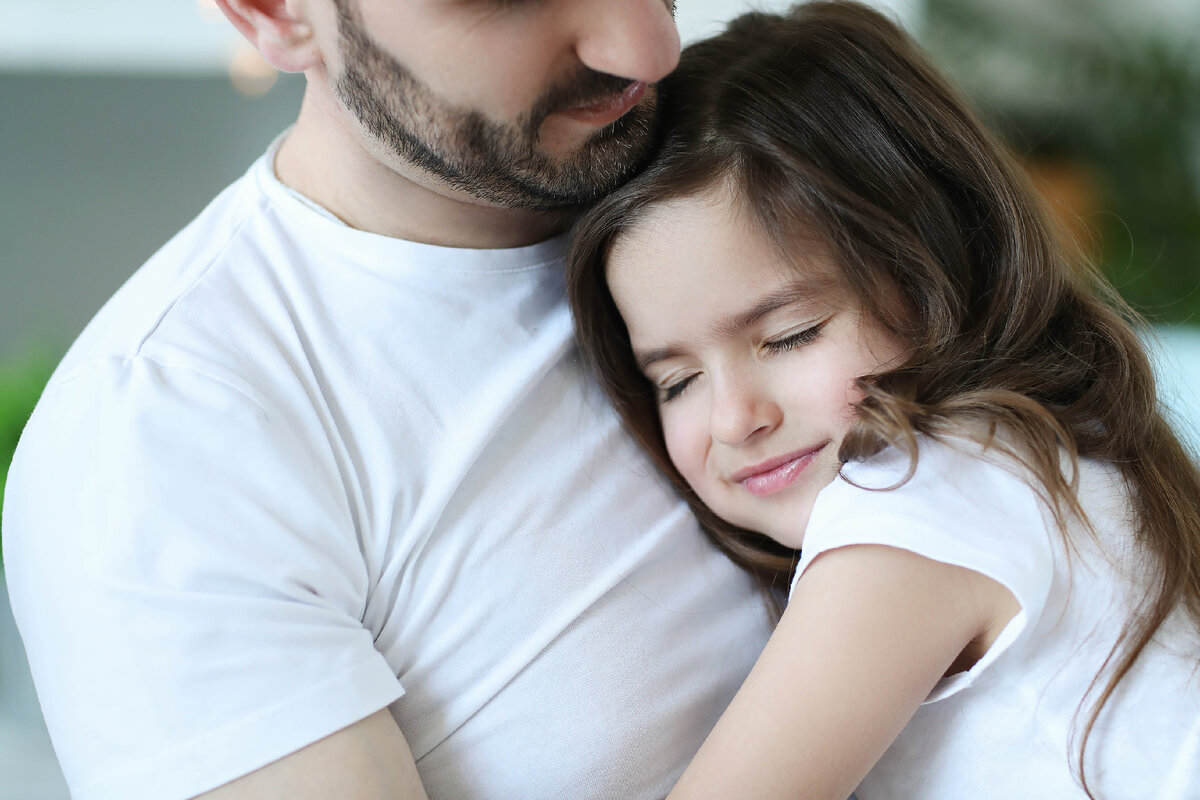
608, 191, 837, 291
624, 186, 751, 239
618, 181, 832, 256
605, 198, 847, 343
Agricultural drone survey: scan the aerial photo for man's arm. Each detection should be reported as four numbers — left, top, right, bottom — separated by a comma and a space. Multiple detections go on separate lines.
5, 359, 410, 798
197, 710, 429, 800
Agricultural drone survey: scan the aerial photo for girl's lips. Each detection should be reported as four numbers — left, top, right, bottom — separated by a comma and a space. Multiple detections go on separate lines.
557, 81, 647, 127
733, 444, 827, 498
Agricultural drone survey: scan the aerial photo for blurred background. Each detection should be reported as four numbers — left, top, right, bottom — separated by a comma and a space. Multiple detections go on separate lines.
1, 0, 1197, 796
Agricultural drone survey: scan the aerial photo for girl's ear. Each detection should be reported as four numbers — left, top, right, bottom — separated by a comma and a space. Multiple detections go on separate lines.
213, 0, 321, 73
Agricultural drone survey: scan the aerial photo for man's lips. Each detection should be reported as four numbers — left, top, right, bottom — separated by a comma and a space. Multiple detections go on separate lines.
556, 81, 647, 126
731, 444, 828, 498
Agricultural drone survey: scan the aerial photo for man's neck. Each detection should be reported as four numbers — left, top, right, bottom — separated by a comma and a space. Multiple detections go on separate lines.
274, 89, 571, 250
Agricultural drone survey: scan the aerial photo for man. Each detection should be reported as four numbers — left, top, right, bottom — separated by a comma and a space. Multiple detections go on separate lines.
3, 1, 772, 799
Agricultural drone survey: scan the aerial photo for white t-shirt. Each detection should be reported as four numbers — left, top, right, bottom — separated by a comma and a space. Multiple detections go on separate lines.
2, 140, 773, 800
792, 437, 1200, 799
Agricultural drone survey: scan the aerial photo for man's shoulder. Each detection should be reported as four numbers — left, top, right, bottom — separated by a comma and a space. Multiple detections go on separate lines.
56, 166, 299, 387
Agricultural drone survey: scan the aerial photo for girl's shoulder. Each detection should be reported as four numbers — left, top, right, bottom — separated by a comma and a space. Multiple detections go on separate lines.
817, 432, 1059, 546
794, 433, 1127, 703
795, 433, 1064, 649
818, 431, 1130, 565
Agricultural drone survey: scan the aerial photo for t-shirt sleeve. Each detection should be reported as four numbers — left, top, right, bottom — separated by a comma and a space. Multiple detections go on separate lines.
788, 437, 1055, 703
3, 356, 404, 800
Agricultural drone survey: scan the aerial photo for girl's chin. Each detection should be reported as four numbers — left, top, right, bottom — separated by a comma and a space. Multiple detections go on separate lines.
709, 490, 813, 548
760, 510, 813, 551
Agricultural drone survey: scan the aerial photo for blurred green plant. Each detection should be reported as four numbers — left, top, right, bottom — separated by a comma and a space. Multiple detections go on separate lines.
922, 0, 1200, 325
0, 350, 56, 563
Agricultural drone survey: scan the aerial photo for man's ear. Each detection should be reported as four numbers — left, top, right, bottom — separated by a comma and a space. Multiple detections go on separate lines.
214, 0, 321, 73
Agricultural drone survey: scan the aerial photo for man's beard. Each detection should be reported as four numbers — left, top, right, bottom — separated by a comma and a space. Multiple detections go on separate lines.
330, 2, 662, 210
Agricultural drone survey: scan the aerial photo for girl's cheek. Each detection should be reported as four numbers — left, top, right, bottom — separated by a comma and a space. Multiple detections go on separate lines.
661, 418, 689, 470
663, 414, 706, 479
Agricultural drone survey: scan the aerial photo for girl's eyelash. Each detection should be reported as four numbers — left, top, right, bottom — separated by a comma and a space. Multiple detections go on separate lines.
655, 323, 824, 403
763, 323, 824, 354
660, 374, 697, 403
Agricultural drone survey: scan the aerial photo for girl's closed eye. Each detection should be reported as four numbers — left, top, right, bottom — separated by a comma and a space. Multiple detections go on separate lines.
659, 371, 700, 403
762, 321, 826, 355
653, 321, 827, 404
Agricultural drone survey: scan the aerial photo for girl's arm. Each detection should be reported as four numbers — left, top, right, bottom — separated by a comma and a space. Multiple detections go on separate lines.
668, 544, 1018, 800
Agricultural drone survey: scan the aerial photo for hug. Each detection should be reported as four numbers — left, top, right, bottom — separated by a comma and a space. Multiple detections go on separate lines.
5, 1, 1197, 798
569, 3, 1200, 798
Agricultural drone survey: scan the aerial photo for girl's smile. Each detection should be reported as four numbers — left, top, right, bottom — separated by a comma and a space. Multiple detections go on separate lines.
605, 186, 906, 549
731, 443, 829, 498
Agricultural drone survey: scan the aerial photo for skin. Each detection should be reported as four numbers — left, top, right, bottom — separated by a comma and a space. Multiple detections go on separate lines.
200, 0, 680, 797
325, 0, 664, 210
221, 0, 680, 248
607, 187, 1020, 799
607, 188, 908, 548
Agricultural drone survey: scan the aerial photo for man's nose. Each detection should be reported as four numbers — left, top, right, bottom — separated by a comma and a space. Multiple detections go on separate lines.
708, 374, 782, 447
571, 0, 681, 84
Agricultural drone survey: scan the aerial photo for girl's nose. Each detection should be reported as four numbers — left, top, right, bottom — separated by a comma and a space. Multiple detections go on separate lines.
708, 374, 782, 447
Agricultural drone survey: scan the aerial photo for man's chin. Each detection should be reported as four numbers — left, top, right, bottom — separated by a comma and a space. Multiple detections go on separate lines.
536, 129, 603, 163
420, 101, 660, 210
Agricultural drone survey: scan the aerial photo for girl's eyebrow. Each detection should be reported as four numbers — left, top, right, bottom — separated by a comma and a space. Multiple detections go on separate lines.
636, 344, 686, 372
715, 277, 833, 337
634, 276, 834, 371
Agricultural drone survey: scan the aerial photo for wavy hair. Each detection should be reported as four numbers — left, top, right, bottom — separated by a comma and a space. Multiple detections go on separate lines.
567, 2, 1200, 793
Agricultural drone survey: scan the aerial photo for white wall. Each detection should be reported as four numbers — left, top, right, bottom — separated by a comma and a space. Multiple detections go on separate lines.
677, 0, 922, 43
0, 0, 239, 72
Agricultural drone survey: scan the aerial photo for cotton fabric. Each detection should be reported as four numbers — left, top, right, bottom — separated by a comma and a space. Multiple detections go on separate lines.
3, 139, 772, 800
793, 437, 1200, 799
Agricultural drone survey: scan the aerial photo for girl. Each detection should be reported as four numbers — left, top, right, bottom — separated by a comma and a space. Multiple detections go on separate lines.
567, 2, 1200, 798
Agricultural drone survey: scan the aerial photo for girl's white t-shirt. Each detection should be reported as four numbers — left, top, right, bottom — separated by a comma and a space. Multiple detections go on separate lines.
791, 437, 1200, 800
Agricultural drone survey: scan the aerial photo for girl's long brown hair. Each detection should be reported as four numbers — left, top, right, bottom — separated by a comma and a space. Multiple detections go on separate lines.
567, 2, 1200, 794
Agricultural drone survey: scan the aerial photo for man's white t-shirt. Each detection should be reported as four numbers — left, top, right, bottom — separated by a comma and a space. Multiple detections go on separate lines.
792, 437, 1200, 799
3, 140, 773, 800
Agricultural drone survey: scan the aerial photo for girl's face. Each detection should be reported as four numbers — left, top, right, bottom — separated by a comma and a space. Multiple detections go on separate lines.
606, 190, 906, 548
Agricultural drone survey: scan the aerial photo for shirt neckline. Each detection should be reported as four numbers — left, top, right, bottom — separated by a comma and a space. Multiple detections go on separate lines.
251, 132, 568, 276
